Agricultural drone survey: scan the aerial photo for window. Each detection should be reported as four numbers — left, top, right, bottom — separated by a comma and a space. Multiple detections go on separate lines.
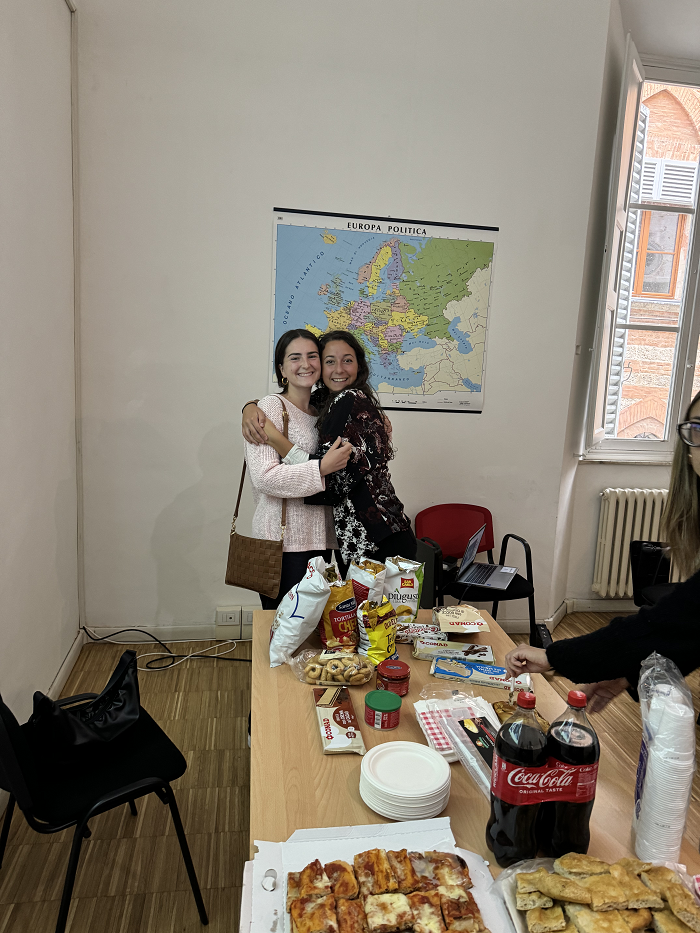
585, 39, 700, 460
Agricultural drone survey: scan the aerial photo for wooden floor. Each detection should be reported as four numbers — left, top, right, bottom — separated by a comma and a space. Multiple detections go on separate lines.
513, 611, 700, 854
2, 613, 700, 931
0, 639, 252, 933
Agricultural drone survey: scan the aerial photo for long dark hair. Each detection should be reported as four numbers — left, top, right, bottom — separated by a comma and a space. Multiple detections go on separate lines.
662, 389, 700, 579
273, 329, 321, 391
316, 330, 381, 426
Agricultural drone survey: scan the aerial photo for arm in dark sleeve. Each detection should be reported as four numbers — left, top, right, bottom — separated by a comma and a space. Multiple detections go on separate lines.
304, 392, 373, 505
546, 571, 700, 688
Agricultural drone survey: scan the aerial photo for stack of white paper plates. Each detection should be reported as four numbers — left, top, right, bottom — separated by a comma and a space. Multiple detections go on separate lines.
360, 742, 451, 820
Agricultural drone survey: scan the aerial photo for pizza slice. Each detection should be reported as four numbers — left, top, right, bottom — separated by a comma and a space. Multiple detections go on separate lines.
364, 893, 414, 933
407, 890, 447, 933
354, 850, 398, 898
409, 852, 440, 891
325, 861, 359, 900
425, 852, 472, 889
336, 898, 369, 933
300, 860, 333, 898
437, 885, 485, 933
288, 873, 302, 912
290, 895, 339, 933
387, 849, 421, 894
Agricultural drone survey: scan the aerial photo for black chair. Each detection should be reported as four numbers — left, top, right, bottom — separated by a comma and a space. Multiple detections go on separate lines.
0, 692, 208, 933
629, 540, 679, 607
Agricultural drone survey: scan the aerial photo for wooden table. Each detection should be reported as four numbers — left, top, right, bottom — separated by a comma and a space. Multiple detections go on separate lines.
250, 609, 700, 875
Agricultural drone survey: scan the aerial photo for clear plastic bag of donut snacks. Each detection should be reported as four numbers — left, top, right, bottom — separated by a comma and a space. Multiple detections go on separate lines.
288, 648, 374, 686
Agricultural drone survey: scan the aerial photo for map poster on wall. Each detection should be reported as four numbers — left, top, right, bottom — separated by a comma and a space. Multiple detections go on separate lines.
270, 209, 498, 413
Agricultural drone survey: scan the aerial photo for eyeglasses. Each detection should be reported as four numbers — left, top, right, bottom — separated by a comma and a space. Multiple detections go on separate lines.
677, 421, 700, 447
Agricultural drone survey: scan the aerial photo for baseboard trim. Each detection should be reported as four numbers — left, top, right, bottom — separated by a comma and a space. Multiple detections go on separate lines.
564, 598, 637, 613
544, 600, 567, 630
47, 628, 86, 700
87, 623, 223, 642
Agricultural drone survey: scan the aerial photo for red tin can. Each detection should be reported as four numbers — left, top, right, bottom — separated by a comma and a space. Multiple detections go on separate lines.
376, 659, 411, 696
364, 690, 402, 730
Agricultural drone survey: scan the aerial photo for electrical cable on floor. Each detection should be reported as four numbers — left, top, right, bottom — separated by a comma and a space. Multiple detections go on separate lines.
80, 625, 252, 671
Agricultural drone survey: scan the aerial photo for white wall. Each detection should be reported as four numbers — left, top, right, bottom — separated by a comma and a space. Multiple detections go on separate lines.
0, 0, 79, 718
76, 0, 613, 632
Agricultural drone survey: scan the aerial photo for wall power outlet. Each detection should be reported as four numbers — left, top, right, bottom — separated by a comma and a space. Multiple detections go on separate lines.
241, 606, 257, 641
215, 605, 241, 639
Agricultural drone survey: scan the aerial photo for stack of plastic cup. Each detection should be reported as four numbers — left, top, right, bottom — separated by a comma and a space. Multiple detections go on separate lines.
635, 685, 696, 861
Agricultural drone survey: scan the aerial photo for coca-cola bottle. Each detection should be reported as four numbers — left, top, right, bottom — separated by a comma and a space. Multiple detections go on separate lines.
486, 691, 548, 867
537, 690, 600, 856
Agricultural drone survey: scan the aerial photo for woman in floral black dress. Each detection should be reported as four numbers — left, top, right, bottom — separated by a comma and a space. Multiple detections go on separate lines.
242, 330, 416, 574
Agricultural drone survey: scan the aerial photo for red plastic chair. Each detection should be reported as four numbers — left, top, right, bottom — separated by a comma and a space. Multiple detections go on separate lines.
415, 503, 548, 648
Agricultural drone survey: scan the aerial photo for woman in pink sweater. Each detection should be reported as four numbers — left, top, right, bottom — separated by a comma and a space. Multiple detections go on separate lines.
244, 330, 352, 609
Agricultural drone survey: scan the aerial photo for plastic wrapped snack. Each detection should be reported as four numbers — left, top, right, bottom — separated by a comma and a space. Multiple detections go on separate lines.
269, 556, 331, 668
356, 596, 398, 666
318, 565, 358, 649
347, 557, 386, 606
383, 556, 424, 620
289, 648, 374, 686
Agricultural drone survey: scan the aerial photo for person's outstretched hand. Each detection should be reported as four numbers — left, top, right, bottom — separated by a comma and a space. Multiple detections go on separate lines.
242, 403, 268, 444
579, 678, 629, 713
504, 645, 551, 677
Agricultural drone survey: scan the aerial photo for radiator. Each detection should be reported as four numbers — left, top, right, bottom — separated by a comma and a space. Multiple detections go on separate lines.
592, 488, 677, 598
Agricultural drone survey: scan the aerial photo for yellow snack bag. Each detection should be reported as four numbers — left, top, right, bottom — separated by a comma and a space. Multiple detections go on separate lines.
356, 597, 398, 666
318, 571, 358, 649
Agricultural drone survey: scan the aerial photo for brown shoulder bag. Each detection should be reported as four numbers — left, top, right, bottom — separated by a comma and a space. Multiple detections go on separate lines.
225, 399, 288, 598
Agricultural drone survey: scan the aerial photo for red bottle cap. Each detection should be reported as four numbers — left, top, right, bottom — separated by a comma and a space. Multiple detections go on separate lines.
376, 660, 410, 681
517, 691, 536, 709
568, 690, 588, 708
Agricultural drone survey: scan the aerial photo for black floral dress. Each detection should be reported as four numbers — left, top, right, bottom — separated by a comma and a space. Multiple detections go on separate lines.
305, 389, 412, 564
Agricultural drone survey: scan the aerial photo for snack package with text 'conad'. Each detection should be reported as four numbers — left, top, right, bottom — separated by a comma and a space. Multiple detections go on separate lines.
383, 556, 424, 620
317, 563, 358, 649
346, 557, 386, 606
356, 597, 398, 666
269, 556, 331, 668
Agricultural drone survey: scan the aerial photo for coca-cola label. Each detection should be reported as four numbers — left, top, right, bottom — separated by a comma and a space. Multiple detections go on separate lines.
491, 753, 599, 805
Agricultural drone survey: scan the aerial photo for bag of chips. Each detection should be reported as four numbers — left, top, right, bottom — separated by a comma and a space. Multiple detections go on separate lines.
269, 556, 330, 668
356, 597, 398, 666
318, 564, 358, 649
346, 557, 386, 606
383, 556, 424, 620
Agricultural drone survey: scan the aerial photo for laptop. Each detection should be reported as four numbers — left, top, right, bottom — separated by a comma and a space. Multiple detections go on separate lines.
455, 524, 518, 590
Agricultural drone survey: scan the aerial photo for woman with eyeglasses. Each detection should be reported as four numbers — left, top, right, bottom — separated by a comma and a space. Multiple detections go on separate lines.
504, 389, 700, 712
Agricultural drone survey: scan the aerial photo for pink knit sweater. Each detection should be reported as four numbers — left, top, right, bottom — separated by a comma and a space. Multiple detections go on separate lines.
244, 395, 337, 552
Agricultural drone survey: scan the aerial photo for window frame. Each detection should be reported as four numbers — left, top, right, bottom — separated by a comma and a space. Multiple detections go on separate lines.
632, 210, 686, 299
583, 43, 700, 463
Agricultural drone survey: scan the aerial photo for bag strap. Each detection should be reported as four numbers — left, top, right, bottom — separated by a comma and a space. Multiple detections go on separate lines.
233, 398, 289, 540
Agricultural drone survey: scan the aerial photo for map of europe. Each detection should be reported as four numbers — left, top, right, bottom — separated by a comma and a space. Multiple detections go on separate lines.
271, 212, 497, 411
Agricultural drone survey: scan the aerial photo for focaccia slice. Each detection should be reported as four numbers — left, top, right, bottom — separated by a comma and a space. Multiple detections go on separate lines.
290, 895, 339, 933
518, 894, 555, 911
554, 855, 611, 880
609, 866, 663, 910
387, 850, 421, 894
579, 876, 627, 912
364, 893, 414, 933
425, 851, 472, 889
653, 910, 695, 933
354, 850, 398, 898
336, 897, 369, 933
288, 873, 302, 912
437, 885, 485, 933
325, 862, 359, 900
665, 884, 700, 933
641, 869, 682, 898
614, 860, 653, 877
526, 907, 567, 933
618, 909, 652, 932
518, 870, 550, 895
535, 873, 593, 905
300, 860, 333, 898
564, 904, 631, 933
407, 890, 447, 933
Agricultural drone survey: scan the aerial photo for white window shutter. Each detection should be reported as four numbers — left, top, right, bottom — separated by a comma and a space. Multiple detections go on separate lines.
641, 157, 659, 200
587, 35, 645, 448
659, 160, 698, 204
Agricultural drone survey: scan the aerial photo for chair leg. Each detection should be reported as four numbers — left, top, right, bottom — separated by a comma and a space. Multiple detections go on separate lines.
128, 799, 138, 816
164, 785, 209, 925
528, 593, 552, 649
491, 601, 499, 620
0, 795, 15, 870
55, 823, 89, 933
